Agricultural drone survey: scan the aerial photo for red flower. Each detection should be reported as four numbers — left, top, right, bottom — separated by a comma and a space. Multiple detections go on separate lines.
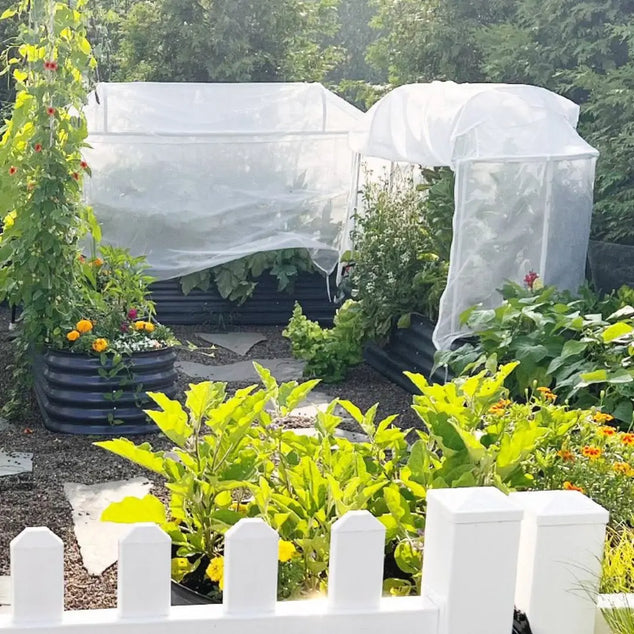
120, 322, 129, 333
46, 106, 56, 116
71, 172, 79, 181
80, 160, 88, 170
8, 166, 16, 175
524, 270, 539, 290
34, 143, 42, 153
44, 61, 58, 71
127, 308, 138, 320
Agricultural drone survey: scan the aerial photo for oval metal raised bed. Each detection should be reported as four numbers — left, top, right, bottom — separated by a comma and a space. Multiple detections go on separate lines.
33, 348, 177, 435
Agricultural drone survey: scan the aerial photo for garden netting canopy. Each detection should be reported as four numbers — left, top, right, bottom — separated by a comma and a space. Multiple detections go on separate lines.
349, 81, 599, 350
83, 82, 363, 279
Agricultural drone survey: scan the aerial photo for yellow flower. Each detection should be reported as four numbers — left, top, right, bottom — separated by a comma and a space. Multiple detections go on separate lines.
594, 411, 615, 424
144, 322, 155, 333
278, 540, 297, 563
206, 557, 224, 589
581, 445, 602, 460
76, 319, 93, 334
598, 426, 616, 437
613, 462, 632, 475
3, 210, 16, 229
134, 321, 146, 331
92, 338, 108, 353
66, 330, 80, 342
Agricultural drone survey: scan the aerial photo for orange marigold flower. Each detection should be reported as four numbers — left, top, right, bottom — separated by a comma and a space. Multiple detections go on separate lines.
599, 426, 617, 437
563, 482, 584, 493
536, 386, 556, 401
594, 411, 614, 424
92, 257, 104, 267
66, 330, 80, 342
76, 319, 93, 334
613, 462, 632, 475
8, 166, 17, 175
134, 321, 146, 331
557, 449, 574, 462
92, 338, 108, 353
144, 322, 155, 333
581, 446, 602, 459
622, 433, 634, 446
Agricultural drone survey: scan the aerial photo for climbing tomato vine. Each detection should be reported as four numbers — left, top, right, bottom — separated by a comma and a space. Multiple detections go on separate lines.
0, 0, 99, 411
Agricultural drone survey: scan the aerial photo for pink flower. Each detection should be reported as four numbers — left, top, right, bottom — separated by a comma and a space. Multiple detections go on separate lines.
120, 322, 129, 333
524, 270, 539, 290
127, 308, 138, 320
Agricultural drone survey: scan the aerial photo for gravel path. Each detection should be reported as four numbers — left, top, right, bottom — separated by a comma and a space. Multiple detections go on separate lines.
0, 306, 419, 610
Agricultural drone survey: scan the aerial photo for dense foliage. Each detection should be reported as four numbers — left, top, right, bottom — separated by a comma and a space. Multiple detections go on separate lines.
97, 363, 620, 599
436, 282, 634, 428
180, 248, 315, 305
285, 169, 453, 382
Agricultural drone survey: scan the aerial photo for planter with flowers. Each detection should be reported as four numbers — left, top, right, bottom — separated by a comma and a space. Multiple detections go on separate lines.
31, 248, 179, 435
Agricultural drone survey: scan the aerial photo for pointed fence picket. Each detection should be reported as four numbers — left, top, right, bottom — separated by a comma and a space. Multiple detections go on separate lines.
0, 488, 613, 634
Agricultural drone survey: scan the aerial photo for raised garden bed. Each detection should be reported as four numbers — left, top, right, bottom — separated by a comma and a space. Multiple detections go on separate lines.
32, 348, 177, 435
363, 315, 451, 393
150, 272, 337, 327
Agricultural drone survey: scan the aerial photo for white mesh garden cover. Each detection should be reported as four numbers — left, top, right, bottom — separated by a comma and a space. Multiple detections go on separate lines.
83, 82, 363, 279
349, 81, 599, 350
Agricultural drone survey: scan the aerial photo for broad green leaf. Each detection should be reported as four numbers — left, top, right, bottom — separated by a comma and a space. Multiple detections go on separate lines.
394, 540, 422, 575
578, 369, 608, 385
602, 321, 634, 343
101, 495, 166, 524
146, 392, 192, 446
94, 439, 164, 474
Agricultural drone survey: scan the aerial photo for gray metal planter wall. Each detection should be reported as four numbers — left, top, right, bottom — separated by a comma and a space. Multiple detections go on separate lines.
33, 348, 177, 435
364, 315, 451, 393
150, 272, 336, 326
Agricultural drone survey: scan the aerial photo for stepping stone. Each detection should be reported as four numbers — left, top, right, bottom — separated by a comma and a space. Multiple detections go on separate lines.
195, 332, 267, 356
63, 477, 152, 576
0, 450, 33, 490
177, 358, 305, 383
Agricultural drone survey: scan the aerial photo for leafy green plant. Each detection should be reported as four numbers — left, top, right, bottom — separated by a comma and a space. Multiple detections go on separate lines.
180, 248, 316, 305
283, 299, 364, 382
0, 0, 98, 411
348, 168, 452, 340
436, 282, 634, 427
407, 362, 583, 492
601, 527, 634, 634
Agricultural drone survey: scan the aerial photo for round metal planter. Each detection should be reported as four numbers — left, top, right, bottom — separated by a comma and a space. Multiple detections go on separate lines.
33, 348, 178, 435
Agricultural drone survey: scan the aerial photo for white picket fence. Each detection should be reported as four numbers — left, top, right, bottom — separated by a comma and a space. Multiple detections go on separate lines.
0, 487, 619, 634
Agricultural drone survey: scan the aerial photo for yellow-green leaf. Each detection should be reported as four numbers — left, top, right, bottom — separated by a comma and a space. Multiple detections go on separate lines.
602, 321, 634, 343
94, 439, 164, 474
101, 494, 166, 524
146, 392, 192, 446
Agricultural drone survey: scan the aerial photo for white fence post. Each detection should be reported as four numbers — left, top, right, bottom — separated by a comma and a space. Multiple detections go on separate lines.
118, 523, 171, 619
224, 518, 278, 615
421, 487, 523, 634
328, 510, 386, 611
511, 490, 609, 634
10, 527, 64, 624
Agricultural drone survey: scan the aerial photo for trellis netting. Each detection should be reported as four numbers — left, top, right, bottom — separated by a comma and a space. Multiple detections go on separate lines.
83, 82, 363, 280
349, 81, 599, 350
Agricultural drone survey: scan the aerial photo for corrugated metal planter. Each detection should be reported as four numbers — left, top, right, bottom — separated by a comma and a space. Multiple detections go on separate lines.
364, 315, 452, 393
33, 348, 177, 435
150, 272, 336, 326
